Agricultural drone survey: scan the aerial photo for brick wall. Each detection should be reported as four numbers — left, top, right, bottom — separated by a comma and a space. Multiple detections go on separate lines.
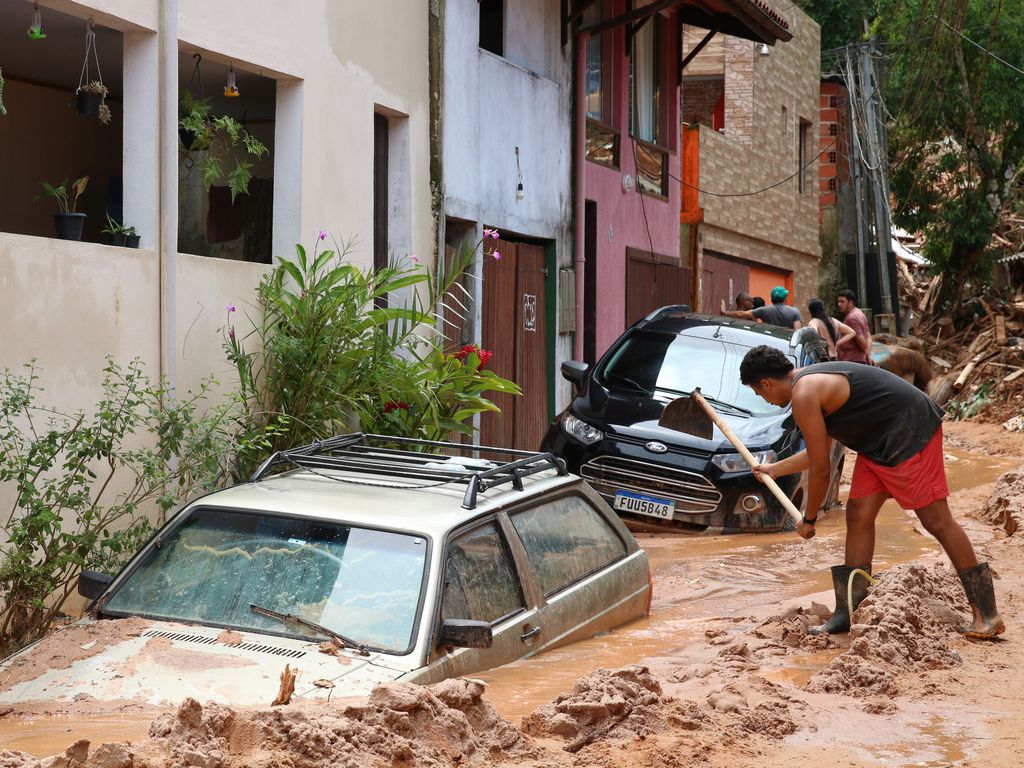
695, 6, 822, 307
682, 78, 723, 128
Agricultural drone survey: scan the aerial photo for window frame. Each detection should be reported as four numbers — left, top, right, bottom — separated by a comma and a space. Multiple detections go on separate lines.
629, 12, 671, 151
478, 0, 505, 57
438, 514, 530, 628
98, 505, 435, 656
507, 491, 631, 600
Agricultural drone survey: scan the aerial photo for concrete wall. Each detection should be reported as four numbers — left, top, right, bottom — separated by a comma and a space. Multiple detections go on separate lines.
441, 0, 574, 408
696, 7, 821, 308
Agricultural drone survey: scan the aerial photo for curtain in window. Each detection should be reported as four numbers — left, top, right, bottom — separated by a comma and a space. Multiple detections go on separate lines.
632, 17, 660, 144
584, 3, 604, 120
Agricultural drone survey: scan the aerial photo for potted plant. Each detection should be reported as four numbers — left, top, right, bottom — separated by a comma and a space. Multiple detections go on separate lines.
76, 80, 110, 125
37, 176, 90, 241
178, 91, 268, 200
102, 213, 140, 248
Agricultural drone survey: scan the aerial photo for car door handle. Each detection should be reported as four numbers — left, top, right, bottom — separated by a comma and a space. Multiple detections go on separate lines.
520, 625, 541, 642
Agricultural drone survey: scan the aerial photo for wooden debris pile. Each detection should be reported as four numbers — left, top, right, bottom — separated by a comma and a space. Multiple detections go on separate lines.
910, 276, 1024, 424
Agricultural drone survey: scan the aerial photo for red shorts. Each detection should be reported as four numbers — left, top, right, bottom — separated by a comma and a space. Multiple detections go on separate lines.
848, 427, 949, 510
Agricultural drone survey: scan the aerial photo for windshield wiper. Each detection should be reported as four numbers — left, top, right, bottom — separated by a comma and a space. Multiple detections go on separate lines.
655, 388, 753, 417
250, 603, 370, 656
605, 371, 650, 393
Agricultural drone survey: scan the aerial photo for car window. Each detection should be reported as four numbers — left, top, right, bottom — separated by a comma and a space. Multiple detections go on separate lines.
441, 521, 525, 625
102, 508, 428, 653
510, 496, 627, 596
599, 329, 791, 415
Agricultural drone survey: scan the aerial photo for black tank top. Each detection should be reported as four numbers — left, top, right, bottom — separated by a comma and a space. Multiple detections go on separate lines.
792, 362, 944, 466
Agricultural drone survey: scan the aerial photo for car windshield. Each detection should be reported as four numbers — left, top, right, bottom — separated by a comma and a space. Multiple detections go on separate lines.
103, 507, 428, 654
598, 329, 789, 416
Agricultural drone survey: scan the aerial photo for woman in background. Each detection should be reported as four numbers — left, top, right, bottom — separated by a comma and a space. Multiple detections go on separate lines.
808, 298, 857, 360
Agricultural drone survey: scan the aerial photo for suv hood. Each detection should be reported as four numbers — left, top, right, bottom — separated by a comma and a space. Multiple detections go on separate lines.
0, 618, 408, 708
575, 391, 796, 453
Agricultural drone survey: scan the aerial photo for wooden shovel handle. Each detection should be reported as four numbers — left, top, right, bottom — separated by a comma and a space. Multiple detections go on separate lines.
692, 390, 803, 525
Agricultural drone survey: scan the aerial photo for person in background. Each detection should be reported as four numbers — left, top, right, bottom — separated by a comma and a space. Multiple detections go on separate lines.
808, 298, 857, 360
835, 289, 871, 364
734, 291, 755, 312
752, 296, 766, 309
723, 286, 802, 329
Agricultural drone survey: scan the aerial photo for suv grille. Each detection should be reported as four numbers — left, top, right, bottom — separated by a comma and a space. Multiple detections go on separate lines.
580, 456, 722, 514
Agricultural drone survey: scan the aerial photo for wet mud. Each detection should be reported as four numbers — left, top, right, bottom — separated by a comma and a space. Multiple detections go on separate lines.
0, 435, 1021, 766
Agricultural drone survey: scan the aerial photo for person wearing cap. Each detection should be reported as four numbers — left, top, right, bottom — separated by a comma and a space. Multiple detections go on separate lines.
722, 286, 803, 329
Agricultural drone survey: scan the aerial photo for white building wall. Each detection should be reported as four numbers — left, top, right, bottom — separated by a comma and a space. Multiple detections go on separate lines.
441, 0, 574, 409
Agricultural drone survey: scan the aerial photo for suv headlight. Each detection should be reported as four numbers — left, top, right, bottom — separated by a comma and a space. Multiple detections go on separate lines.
711, 450, 776, 473
561, 412, 604, 445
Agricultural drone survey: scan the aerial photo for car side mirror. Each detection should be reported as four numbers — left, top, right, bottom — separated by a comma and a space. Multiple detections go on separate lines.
78, 570, 114, 600
438, 619, 493, 649
561, 360, 589, 388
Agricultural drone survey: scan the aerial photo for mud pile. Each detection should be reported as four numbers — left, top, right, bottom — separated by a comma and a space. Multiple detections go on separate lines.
808, 562, 968, 697
0, 679, 538, 768
0, 618, 153, 693
972, 466, 1024, 536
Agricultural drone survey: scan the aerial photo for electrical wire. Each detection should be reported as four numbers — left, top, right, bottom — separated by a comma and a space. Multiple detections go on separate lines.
926, 12, 1024, 76
669, 138, 837, 197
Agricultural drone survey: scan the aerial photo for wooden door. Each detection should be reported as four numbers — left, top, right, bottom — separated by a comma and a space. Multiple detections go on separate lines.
701, 251, 749, 314
625, 248, 692, 327
481, 240, 549, 451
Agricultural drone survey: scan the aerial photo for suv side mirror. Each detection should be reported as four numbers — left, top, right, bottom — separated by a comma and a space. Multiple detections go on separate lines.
78, 570, 114, 600
561, 360, 589, 388
439, 619, 493, 649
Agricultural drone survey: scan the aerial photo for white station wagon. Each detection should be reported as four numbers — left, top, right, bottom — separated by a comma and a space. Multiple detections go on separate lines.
0, 434, 651, 708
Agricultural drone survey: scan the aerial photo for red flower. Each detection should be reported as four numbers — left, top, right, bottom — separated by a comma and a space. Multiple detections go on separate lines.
453, 344, 493, 368
477, 348, 493, 367
383, 400, 410, 413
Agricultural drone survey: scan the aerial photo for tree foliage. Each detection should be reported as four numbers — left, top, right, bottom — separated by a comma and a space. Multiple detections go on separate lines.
794, 0, 873, 51
879, 0, 1024, 297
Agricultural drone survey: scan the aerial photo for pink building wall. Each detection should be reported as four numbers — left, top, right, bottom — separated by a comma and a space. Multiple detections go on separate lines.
581, 9, 682, 357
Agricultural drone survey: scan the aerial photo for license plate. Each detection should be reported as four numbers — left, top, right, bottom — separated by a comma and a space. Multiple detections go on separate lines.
613, 490, 675, 519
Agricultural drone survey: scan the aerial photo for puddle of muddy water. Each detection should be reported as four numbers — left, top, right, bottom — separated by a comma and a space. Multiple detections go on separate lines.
0, 714, 154, 757
481, 447, 1015, 722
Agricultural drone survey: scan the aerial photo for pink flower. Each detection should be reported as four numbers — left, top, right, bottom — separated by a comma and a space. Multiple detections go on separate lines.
228, 328, 235, 341
227, 305, 236, 313
409, 253, 420, 264
318, 229, 327, 241
492, 250, 501, 260
483, 227, 499, 239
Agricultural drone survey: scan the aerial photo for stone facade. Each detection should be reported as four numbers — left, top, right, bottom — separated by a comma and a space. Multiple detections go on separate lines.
681, 78, 723, 128
690, 7, 822, 309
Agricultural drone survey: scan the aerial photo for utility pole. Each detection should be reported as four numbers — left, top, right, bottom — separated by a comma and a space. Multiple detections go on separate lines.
845, 44, 868, 305
860, 34, 895, 318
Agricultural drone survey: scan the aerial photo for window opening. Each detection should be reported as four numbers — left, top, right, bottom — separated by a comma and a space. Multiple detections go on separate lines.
479, 0, 504, 56
373, 113, 389, 308
828, 122, 838, 137
828, 177, 837, 192
798, 119, 811, 194
630, 14, 664, 146
828, 150, 837, 165
178, 53, 274, 263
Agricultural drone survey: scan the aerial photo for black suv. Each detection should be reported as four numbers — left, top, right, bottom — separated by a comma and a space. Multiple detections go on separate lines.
541, 307, 844, 533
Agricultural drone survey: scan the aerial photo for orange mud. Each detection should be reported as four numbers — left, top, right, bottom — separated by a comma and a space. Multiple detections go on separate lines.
0, 422, 1021, 766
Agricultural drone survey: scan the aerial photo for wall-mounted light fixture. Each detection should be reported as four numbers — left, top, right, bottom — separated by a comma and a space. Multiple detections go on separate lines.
759, 43, 770, 56
28, 2, 46, 39
515, 146, 525, 200
224, 64, 240, 97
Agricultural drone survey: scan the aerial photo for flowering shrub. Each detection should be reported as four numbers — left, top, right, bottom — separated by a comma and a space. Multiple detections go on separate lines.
225, 232, 518, 475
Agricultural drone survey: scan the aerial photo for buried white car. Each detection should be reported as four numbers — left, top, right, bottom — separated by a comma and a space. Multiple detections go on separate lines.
0, 434, 651, 709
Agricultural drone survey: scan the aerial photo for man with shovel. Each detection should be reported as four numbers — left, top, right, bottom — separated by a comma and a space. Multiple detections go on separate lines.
737, 345, 1004, 639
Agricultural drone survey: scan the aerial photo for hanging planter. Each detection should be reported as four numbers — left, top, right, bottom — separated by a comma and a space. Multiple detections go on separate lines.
75, 19, 110, 125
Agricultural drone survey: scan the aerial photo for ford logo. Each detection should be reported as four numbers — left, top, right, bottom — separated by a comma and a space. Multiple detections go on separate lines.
645, 441, 668, 454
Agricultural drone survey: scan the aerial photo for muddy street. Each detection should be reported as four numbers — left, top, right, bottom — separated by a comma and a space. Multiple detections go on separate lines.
1, 423, 1022, 767
477, 444, 1018, 724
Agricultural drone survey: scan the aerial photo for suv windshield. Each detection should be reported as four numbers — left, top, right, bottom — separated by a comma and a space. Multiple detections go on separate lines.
103, 507, 428, 654
598, 330, 788, 416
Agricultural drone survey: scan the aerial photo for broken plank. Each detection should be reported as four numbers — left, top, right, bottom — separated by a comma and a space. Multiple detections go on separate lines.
996, 314, 1007, 344
1006, 368, 1024, 383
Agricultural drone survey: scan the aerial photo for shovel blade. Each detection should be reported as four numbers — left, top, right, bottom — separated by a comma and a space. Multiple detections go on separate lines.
658, 396, 713, 440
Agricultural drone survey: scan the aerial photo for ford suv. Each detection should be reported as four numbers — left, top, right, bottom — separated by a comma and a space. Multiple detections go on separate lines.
542, 308, 844, 533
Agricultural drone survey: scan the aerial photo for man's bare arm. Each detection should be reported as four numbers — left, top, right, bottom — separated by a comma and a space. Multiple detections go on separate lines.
791, 381, 832, 522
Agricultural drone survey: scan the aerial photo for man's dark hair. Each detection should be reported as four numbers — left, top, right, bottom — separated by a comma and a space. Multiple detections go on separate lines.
740, 345, 795, 385
837, 289, 857, 304
752, 296, 766, 308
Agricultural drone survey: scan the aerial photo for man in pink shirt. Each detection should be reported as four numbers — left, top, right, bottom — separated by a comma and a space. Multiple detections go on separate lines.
836, 289, 871, 363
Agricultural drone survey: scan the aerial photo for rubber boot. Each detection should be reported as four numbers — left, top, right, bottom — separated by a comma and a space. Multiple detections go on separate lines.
957, 562, 1006, 639
808, 564, 871, 636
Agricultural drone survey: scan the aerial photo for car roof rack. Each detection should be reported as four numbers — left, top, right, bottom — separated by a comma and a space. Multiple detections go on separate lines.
249, 433, 569, 510
643, 305, 692, 323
